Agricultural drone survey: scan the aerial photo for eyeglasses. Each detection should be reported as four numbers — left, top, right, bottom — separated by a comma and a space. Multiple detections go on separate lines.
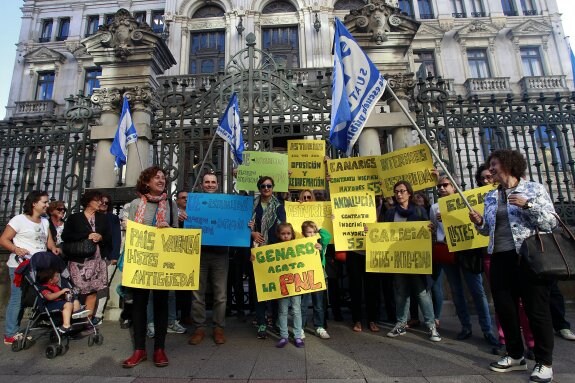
394, 189, 408, 195
437, 183, 451, 189
259, 184, 273, 189
56, 208, 67, 212
302, 195, 312, 200
100, 200, 109, 205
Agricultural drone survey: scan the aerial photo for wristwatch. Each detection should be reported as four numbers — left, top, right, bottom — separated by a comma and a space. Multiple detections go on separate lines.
523, 199, 533, 210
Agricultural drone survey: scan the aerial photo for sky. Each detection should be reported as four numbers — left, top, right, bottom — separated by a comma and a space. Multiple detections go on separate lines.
0, 0, 574, 119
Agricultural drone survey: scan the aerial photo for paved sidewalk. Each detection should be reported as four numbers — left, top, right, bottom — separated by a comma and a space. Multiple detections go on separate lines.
1, 312, 574, 383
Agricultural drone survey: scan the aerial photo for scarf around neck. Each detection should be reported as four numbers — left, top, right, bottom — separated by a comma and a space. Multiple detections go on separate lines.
134, 192, 168, 226
253, 195, 281, 245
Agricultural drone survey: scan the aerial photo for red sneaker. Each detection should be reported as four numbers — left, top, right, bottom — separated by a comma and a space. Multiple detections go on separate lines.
122, 349, 147, 368
153, 348, 169, 367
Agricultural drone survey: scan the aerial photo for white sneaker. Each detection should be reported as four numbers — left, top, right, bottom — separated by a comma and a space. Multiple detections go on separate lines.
147, 323, 155, 338
428, 326, 441, 342
315, 327, 330, 339
489, 356, 527, 372
558, 328, 575, 340
167, 320, 186, 334
72, 309, 91, 319
300, 331, 306, 339
530, 363, 553, 383
386, 323, 406, 338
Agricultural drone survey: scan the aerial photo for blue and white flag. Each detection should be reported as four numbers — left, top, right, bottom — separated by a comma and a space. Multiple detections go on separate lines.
570, 46, 575, 88
110, 96, 138, 169
216, 93, 244, 165
330, 18, 386, 156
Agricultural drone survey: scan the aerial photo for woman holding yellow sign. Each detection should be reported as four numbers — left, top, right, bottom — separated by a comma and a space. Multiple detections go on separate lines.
122, 166, 178, 369
383, 180, 441, 342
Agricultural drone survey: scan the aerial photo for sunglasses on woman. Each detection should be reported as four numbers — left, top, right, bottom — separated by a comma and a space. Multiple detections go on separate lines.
259, 184, 273, 189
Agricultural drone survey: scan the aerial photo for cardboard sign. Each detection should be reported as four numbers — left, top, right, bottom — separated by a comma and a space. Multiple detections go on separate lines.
285, 201, 334, 243
288, 139, 326, 190
438, 185, 495, 251
331, 191, 377, 251
366, 222, 432, 274
122, 220, 201, 290
251, 236, 326, 301
377, 144, 435, 196
184, 193, 252, 247
236, 151, 289, 192
327, 156, 381, 195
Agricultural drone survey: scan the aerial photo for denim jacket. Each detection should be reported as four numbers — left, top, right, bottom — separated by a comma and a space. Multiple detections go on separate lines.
476, 179, 557, 254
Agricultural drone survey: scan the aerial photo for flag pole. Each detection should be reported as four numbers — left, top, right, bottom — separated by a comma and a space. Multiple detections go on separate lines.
385, 83, 473, 211
191, 132, 219, 192
133, 142, 145, 171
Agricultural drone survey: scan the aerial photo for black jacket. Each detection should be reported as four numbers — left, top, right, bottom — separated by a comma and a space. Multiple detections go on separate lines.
62, 212, 112, 260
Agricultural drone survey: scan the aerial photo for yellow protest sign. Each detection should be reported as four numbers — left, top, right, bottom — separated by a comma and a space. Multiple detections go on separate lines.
331, 191, 377, 251
122, 220, 201, 290
288, 139, 326, 190
251, 236, 326, 301
377, 144, 435, 196
366, 222, 432, 274
285, 201, 333, 243
438, 184, 495, 252
327, 156, 381, 195
236, 151, 289, 192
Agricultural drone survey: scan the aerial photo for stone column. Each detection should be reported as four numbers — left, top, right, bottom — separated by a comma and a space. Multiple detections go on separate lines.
123, 86, 154, 184
386, 73, 416, 150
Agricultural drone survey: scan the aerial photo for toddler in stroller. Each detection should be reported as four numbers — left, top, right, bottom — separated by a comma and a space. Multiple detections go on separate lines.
37, 268, 90, 333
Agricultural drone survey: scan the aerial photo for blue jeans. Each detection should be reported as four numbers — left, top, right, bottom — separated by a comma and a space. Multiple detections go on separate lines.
431, 263, 444, 320
5, 267, 21, 337
443, 263, 492, 333
394, 274, 436, 328
278, 296, 302, 339
301, 291, 325, 329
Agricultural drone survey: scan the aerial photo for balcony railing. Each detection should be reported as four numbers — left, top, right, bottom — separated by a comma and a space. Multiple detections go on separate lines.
14, 100, 59, 117
452, 12, 467, 18
471, 12, 486, 17
38, 37, 50, 43
519, 76, 568, 95
503, 10, 518, 16
464, 77, 511, 97
419, 13, 434, 20
523, 10, 538, 16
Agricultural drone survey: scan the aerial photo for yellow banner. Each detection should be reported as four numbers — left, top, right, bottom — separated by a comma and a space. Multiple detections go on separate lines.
288, 139, 326, 190
251, 236, 326, 301
285, 201, 333, 243
122, 220, 201, 290
326, 156, 381, 195
438, 185, 495, 252
376, 144, 435, 196
331, 191, 377, 251
366, 222, 432, 274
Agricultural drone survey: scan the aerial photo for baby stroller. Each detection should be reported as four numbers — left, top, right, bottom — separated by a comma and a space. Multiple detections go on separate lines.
12, 251, 104, 358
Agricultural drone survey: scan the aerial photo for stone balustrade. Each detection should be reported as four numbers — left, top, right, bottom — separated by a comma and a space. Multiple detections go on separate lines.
464, 77, 511, 97
519, 75, 569, 95
14, 100, 59, 116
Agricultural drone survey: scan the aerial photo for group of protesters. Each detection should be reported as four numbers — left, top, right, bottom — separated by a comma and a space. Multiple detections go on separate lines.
2, 149, 574, 383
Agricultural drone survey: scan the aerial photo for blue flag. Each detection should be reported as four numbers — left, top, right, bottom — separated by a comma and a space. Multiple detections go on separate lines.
330, 18, 386, 156
110, 96, 138, 169
216, 93, 244, 165
570, 47, 575, 88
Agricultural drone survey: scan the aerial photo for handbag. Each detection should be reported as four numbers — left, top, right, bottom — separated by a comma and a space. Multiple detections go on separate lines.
519, 213, 575, 280
62, 238, 97, 261
432, 242, 456, 264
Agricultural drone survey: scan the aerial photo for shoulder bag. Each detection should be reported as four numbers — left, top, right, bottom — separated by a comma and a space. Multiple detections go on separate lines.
519, 213, 575, 280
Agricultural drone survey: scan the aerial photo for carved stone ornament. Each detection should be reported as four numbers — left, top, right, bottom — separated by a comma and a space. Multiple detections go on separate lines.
385, 73, 415, 98
65, 42, 88, 58
91, 88, 122, 112
23, 46, 66, 64
123, 86, 154, 110
344, 0, 417, 45
98, 9, 154, 61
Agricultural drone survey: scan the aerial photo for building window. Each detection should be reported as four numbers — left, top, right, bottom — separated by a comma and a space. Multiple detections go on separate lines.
398, 0, 414, 17
501, 0, 517, 16
57, 18, 70, 41
414, 51, 437, 77
333, 0, 365, 10
452, 0, 467, 18
192, 5, 225, 18
36, 72, 55, 100
418, 0, 434, 19
262, 1, 297, 14
521, 47, 544, 76
467, 49, 491, 78
105, 14, 115, 25
40, 19, 53, 43
262, 26, 299, 69
521, 0, 537, 15
84, 68, 101, 96
134, 11, 146, 24
86, 15, 99, 37
470, 0, 486, 17
481, 127, 508, 155
151, 10, 165, 33
189, 30, 225, 74
536, 126, 565, 170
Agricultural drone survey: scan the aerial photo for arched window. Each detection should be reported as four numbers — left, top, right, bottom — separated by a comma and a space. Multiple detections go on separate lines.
192, 5, 225, 19
481, 127, 508, 156
262, 1, 297, 14
334, 0, 365, 10
536, 125, 565, 170
398, 0, 414, 17
262, 26, 299, 69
